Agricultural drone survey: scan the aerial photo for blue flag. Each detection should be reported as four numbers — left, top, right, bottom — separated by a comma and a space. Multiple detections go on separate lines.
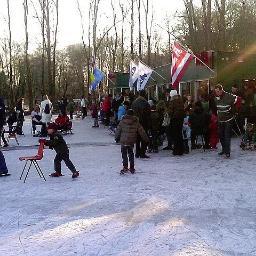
90, 68, 105, 91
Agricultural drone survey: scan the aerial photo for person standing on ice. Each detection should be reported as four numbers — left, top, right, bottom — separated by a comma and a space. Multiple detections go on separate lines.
115, 109, 149, 174
214, 84, 237, 158
40, 95, 53, 137
40, 123, 79, 178
131, 90, 151, 158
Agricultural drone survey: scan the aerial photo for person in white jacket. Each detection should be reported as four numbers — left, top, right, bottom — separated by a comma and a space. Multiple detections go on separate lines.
40, 95, 52, 137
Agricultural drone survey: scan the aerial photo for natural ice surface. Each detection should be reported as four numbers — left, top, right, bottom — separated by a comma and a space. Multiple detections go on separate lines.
0, 116, 256, 256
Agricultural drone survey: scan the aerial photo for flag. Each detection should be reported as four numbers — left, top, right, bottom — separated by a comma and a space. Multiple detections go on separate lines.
136, 62, 153, 91
89, 72, 95, 83
90, 68, 104, 91
129, 60, 140, 90
171, 42, 193, 89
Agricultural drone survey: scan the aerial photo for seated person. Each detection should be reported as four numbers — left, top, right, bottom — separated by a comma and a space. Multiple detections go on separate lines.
189, 101, 210, 149
55, 113, 72, 131
31, 105, 43, 135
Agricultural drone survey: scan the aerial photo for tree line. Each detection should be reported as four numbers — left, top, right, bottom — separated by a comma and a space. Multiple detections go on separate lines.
0, 0, 255, 109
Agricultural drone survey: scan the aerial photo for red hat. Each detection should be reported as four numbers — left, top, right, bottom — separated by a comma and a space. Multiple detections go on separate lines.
47, 123, 57, 131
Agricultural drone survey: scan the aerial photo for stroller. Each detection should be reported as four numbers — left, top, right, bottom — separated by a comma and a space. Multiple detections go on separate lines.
54, 114, 73, 134
240, 120, 256, 150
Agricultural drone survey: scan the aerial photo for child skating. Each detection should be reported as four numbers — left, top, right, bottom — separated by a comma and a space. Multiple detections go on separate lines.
115, 109, 149, 174
40, 123, 79, 178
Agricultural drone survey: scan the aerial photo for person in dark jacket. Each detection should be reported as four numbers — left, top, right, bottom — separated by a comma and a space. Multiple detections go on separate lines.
15, 98, 25, 135
115, 109, 149, 174
214, 84, 237, 158
167, 90, 185, 156
189, 101, 210, 149
0, 97, 8, 147
41, 123, 79, 178
149, 105, 161, 153
131, 90, 151, 158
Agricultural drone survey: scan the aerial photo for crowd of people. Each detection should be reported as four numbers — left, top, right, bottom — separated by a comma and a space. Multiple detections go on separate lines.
1, 81, 256, 176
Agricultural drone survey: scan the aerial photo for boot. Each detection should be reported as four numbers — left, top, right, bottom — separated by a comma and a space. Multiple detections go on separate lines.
72, 171, 79, 178
50, 171, 62, 177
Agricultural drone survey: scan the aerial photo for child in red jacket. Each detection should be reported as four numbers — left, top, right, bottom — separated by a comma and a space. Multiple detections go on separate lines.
209, 112, 219, 149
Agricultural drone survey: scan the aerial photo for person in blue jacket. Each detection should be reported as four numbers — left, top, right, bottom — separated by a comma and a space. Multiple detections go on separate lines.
118, 101, 129, 122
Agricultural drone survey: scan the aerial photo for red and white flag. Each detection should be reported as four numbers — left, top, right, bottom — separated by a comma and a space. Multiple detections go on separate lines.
171, 42, 193, 89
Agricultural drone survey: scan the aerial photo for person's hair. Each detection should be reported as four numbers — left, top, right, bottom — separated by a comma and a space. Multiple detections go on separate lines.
43, 94, 49, 100
123, 101, 129, 106
126, 109, 134, 116
139, 90, 146, 98
214, 84, 223, 90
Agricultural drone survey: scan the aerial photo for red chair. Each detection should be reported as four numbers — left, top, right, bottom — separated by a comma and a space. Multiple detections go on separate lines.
19, 141, 46, 183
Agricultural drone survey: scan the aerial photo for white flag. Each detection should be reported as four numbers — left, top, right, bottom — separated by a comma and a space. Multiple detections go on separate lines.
136, 62, 153, 91
129, 60, 140, 90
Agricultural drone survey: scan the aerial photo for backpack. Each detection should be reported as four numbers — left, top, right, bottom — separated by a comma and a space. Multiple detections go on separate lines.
44, 103, 50, 114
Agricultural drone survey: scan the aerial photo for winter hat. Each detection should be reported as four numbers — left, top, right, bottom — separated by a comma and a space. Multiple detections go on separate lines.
47, 123, 58, 131
170, 90, 178, 98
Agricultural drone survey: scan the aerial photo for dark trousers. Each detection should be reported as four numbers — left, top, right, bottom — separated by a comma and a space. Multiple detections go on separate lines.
121, 145, 134, 168
0, 126, 8, 146
54, 152, 76, 174
0, 151, 8, 173
136, 134, 147, 157
218, 121, 233, 154
151, 130, 159, 151
170, 118, 184, 155
82, 107, 87, 119
32, 121, 43, 133
70, 112, 74, 120
41, 123, 47, 137
165, 126, 173, 148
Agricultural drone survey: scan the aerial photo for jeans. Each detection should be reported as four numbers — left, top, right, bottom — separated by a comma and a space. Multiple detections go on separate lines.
218, 120, 233, 154
121, 145, 134, 168
54, 152, 76, 173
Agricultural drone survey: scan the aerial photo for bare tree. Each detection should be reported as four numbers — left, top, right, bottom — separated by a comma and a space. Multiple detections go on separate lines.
130, 0, 135, 59
23, 0, 33, 110
6, 0, 14, 105
144, 0, 154, 65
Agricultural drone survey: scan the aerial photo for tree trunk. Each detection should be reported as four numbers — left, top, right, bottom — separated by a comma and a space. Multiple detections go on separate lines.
52, 0, 59, 102
6, 0, 14, 106
23, 0, 33, 110
130, 0, 134, 59
45, 0, 53, 100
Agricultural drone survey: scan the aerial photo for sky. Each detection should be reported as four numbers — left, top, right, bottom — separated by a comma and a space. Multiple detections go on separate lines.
0, 0, 189, 51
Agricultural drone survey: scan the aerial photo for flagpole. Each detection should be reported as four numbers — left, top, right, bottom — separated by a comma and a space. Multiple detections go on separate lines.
181, 45, 215, 74
139, 60, 167, 81
156, 23, 216, 74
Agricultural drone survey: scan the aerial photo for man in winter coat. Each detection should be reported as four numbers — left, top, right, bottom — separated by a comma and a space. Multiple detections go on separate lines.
167, 90, 185, 156
115, 109, 149, 174
131, 90, 151, 158
214, 84, 237, 158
